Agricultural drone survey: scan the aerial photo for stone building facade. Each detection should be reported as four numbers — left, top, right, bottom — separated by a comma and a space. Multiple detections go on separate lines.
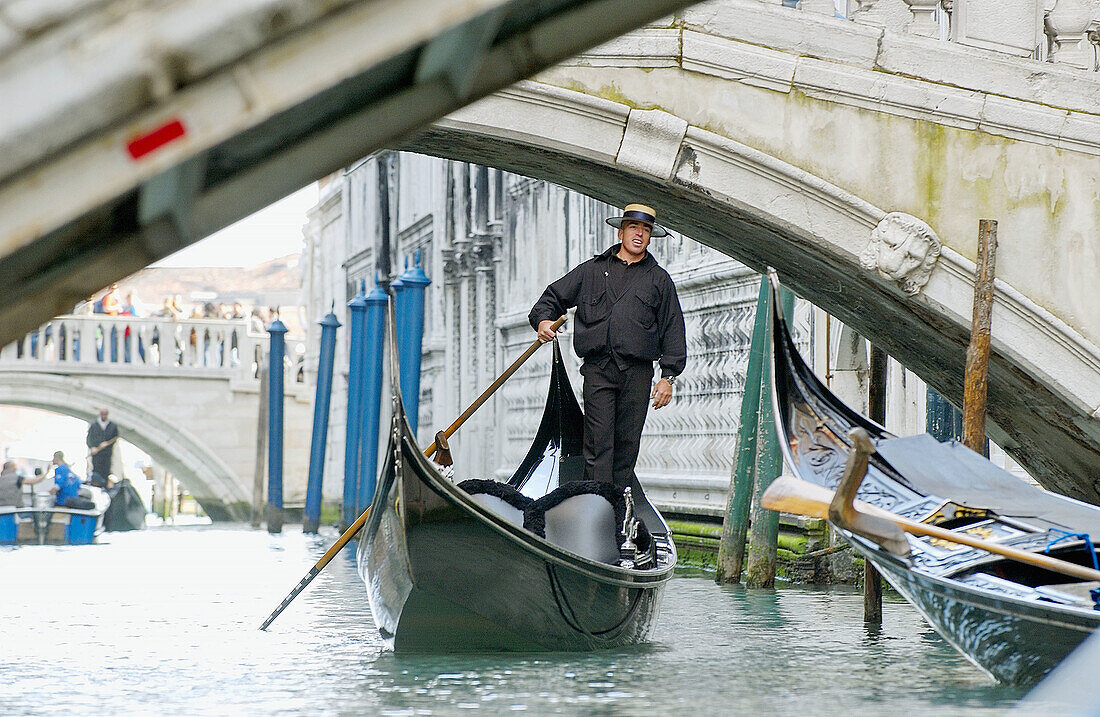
301, 151, 982, 517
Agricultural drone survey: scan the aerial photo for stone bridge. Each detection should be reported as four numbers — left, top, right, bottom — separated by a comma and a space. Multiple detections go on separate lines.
0, 0, 1098, 501
0, 315, 313, 520
399, 1, 1100, 501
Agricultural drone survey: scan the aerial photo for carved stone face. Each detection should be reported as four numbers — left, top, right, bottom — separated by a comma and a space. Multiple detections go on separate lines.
859, 213, 941, 296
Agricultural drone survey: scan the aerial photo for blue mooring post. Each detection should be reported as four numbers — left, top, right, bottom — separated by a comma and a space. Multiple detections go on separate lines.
357, 279, 388, 516
396, 250, 431, 435
266, 319, 287, 534
342, 282, 367, 531
303, 306, 341, 534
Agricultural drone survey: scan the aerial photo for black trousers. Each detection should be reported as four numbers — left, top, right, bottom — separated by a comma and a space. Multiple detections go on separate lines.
580, 359, 653, 489
91, 449, 111, 479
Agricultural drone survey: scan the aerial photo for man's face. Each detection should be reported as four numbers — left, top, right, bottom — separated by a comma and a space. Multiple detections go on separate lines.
99, 409, 109, 422
618, 220, 652, 260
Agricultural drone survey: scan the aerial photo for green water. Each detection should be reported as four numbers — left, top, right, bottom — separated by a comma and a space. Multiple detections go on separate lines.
0, 525, 1035, 715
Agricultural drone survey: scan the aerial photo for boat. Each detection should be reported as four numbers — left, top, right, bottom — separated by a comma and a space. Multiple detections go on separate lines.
0, 485, 110, 545
766, 271, 1100, 687
103, 478, 146, 531
356, 336, 677, 652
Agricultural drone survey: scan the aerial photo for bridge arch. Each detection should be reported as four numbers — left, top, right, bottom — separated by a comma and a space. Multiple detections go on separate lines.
404, 79, 1100, 501
0, 371, 250, 520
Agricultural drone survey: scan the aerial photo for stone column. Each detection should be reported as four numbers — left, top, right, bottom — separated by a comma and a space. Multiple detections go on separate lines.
1046, 0, 1096, 69
851, 0, 913, 31
903, 0, 940, 36
800, 0, 838, 16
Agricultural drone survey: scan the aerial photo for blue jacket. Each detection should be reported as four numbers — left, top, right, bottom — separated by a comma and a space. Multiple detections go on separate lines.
53, 465, 82, 506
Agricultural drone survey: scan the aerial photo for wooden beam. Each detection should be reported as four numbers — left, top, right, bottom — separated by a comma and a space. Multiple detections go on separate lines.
963, 219, 997, 455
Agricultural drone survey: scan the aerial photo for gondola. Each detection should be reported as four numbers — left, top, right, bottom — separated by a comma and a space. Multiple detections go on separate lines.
766, 271, 1100, 686
104, 478, 146, 531
356, 332, 677, 652
0, 486, 109, 545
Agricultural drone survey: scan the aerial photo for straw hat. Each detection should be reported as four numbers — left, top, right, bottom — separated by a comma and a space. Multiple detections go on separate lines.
605, 203, 669, 237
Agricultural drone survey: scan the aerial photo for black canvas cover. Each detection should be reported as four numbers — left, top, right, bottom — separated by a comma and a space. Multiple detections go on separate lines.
104, 479, 146, 531
877, 434, 1100, 536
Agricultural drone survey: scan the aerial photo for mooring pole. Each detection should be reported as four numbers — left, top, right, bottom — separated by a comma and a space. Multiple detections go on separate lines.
396, 249, 431, 435
251, 357, 269, 528
303, 308, 341, 534
864, 344, 888, 623
964, 219, 997, 456
357, 279, 388, 516
266, 319, 287, 534
342, 283, 367, 530
744, 286, 793, 589
716, 277, 770, 584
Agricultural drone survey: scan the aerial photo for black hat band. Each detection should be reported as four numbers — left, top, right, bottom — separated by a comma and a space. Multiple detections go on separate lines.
622, 210, 656, 225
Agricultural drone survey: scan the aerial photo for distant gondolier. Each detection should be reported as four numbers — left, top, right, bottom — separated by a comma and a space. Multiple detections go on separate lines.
529, 203, 686, 489
87, 408, 119, 482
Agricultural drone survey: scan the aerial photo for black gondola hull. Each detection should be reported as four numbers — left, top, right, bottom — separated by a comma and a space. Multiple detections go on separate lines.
764, 270, 1100, 686
851, 535, 1100, 685
358, 429, 671, 652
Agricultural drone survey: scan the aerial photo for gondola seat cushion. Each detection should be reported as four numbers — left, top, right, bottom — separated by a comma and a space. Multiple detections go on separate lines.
458, 479, 533, 528
524, 481, 652, 565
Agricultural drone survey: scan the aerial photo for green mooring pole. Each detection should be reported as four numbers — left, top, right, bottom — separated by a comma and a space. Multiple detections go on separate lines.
743, 285, 796, 589
743, 286, 794, 588
716, 277, 770, 584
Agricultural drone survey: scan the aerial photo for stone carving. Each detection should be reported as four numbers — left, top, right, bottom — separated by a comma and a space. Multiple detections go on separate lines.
859, 212, 941, 296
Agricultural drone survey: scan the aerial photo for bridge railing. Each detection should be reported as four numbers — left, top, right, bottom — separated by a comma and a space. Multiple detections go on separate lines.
788, 0, 1100, 71
0, 314, 278, 378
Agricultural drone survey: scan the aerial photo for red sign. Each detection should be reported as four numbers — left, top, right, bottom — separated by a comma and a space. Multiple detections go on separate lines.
126, 119, 187, 159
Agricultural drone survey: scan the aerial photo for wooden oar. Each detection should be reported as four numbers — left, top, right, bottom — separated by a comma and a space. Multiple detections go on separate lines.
259, 315, 567, 630
762, 475, 1100, 583
89, 435, 118, 456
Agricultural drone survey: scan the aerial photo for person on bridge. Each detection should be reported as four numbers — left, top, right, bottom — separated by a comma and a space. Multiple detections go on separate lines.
87, 408, 119, 483
48, 452, 84, 508
0, 461, 46, 508
529, 203, 686, 490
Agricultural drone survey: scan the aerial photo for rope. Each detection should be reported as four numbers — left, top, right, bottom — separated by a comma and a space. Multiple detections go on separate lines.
1041, 528, 1099, 571
1041, 529, 1100, 609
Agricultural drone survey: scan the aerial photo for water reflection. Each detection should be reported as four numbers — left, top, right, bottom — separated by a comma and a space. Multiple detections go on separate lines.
0, 527, 1033, 715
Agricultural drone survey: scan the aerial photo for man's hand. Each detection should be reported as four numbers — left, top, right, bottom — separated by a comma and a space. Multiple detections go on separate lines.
536, 320, 558, 344
652, 378, 672, 409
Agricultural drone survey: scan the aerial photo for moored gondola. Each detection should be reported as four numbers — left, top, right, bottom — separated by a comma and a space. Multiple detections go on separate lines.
765, 271, 1100, 687
357, 337, 676, 652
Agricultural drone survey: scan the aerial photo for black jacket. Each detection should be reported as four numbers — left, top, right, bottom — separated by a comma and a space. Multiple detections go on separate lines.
529, 246, 687, 377
87, 421, 118, 449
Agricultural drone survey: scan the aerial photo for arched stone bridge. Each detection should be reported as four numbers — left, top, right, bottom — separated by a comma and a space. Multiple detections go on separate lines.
0, 315, 313, 520
1, 0, 1098, 501
401, 2, 1100, 501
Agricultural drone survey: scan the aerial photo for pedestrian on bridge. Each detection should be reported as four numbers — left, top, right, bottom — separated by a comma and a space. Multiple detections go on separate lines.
87, 408, 119, 483
529, 203, 686, 490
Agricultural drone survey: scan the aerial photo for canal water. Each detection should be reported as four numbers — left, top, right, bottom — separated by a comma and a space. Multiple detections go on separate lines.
1, 525, 1039, 715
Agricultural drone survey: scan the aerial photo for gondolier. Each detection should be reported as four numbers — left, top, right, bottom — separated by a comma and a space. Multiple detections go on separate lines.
529, 203, 686, 489
86, 408, 118, 483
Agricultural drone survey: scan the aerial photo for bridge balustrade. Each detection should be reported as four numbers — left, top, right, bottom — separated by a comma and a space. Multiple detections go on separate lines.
0, 315, 303, 381
789, 0, 1099, 71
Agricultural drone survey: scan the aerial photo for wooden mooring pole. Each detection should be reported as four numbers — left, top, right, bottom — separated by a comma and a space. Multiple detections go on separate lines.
251, 358, 268, 529
716, 278, 769, 584
864, 344, 887, 623
963, 219, 997, 455
743, 285, 793, 589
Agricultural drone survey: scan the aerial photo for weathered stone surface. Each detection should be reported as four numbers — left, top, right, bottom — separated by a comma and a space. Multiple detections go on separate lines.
616, 109, 688, 180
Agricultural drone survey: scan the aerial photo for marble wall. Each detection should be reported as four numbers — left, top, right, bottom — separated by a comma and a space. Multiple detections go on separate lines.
302, 151, 943, 514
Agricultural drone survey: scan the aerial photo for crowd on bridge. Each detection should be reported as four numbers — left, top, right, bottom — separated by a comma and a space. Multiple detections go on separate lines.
15, 284, 295, 373
75, 282, 280, 334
